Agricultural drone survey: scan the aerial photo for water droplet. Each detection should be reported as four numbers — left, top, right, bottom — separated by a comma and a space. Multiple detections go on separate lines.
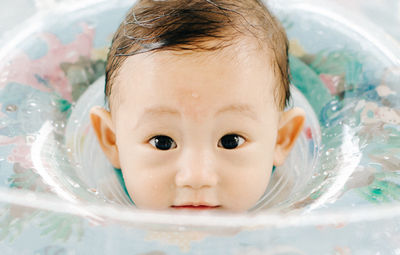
88, 188, 99, 195
25, 135, 36, 144
28, 101, 38, 107
5, 104, 17, 112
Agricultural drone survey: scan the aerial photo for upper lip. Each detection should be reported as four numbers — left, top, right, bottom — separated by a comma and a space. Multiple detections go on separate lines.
171, 203, 220, 208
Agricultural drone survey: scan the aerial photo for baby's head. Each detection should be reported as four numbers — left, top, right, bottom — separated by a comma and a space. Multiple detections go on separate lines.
91, 0, 305, 212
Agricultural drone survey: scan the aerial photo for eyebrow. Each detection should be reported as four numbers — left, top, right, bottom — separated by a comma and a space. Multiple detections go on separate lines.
142, 106, 181, 116
135, 103, 258, 128
216, 104, 258, 121
134, 106, 180, 129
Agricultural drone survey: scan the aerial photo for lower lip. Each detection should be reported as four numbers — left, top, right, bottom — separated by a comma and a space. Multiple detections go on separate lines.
171, 205, 220, 210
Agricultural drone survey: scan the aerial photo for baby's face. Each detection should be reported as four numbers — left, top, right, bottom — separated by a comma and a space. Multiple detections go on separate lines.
91, 44, 304, 211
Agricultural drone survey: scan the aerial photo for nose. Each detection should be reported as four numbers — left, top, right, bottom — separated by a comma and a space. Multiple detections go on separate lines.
175, 149, 219, 189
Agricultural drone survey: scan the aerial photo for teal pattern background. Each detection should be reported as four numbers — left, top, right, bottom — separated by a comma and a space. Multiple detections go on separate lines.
0, 0, 399, 254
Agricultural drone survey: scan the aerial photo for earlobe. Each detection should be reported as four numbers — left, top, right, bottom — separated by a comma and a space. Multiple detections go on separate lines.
90, 106, 121, 169
273, 107, 305, 166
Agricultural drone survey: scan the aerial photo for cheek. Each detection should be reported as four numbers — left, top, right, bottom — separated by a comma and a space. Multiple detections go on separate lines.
121, 166, 175, 209
117, 144, 177, 209
223, 167, 272, 211
218, 145, 274, 210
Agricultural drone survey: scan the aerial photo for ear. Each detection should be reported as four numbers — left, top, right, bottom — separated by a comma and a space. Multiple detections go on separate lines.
273, 107, 306, 166
90, 106, 121, 169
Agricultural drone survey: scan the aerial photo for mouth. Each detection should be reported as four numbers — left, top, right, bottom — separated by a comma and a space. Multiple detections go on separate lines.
171, 205, 221, 210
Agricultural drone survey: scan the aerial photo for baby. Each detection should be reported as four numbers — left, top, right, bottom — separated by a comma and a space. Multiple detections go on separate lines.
90, 0, 305, 212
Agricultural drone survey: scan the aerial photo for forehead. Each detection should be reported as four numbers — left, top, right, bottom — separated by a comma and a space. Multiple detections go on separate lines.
112, 41, 278, 120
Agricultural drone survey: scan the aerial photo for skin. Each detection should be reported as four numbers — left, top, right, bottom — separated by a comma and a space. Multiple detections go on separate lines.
90, 42, 305, 212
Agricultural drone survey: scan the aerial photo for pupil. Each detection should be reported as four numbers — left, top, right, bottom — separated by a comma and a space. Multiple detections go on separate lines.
221, 134, 239, 149
155, 136, 172, 150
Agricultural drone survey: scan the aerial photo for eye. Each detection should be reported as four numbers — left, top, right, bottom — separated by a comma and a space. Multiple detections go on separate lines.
218, 134, 245, 149
149, 135, 177, 150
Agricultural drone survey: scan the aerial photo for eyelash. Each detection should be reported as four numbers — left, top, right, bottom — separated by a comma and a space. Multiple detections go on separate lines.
148, 133, 246, 150
217, 134, 246, 150
148, 135, 177, 150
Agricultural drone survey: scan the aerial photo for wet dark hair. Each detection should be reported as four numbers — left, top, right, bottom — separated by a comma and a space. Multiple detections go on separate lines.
105, 0, 290, 110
